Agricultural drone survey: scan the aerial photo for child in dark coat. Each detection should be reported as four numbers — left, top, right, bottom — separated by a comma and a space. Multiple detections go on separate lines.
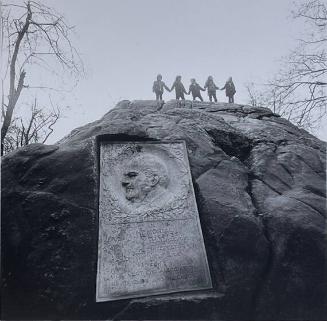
170, 75, 188, 100
188, 78, 205, 101
221, 77, 236, 103
152, 74, 171, 101
204, 76, 219, 102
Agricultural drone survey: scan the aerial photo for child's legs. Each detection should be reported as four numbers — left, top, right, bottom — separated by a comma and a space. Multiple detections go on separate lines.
156, 91, 163, 100
209, 91, 217, 102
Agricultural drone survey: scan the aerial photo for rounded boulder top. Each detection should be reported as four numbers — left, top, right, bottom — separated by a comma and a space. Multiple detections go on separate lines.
2, 100, 326, 320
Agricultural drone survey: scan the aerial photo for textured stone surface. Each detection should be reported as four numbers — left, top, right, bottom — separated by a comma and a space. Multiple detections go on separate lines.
97, 141, 211, 301
1, 100, 326, 320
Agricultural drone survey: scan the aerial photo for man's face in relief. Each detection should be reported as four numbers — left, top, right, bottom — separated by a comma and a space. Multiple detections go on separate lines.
121, 159, 160, 203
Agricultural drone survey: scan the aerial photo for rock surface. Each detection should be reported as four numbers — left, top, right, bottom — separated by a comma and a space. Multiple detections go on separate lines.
1, 100, 326, 320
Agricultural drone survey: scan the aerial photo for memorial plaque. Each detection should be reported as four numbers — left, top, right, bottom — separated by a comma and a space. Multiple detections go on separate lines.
96, 141, 212, 302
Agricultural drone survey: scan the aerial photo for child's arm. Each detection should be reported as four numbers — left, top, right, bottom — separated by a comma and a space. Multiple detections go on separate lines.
170, 82, 175, 92
163, 82, 171, 92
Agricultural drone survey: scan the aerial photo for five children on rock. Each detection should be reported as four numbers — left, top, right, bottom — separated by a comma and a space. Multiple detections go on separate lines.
152, 74, 236, 103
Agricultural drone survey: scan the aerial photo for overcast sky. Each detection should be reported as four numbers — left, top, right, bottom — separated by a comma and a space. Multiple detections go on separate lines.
3, 0, 327, 142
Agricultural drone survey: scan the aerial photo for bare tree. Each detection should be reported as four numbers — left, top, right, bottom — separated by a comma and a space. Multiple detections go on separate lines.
246, 83, 267, 108
246, 82, 288, 115
2, 98, 60, 154
247, 0, 326, 130
1, 0, 83, 155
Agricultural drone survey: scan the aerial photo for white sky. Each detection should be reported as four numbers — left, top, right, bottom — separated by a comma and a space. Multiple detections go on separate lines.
2, 0, 327, 142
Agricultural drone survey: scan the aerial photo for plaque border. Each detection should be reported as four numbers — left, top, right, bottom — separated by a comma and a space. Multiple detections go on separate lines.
95, 137, 213, 302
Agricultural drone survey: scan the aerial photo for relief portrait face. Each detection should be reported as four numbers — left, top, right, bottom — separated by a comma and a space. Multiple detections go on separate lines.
121, 155, 169, 203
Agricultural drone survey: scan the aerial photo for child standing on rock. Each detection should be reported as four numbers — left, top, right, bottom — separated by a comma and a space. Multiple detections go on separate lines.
188, 78, 205, 101
170, 75, 188, 100
152, 74, 171, 101
204, 76, 219, 102
221, 77, 236, 103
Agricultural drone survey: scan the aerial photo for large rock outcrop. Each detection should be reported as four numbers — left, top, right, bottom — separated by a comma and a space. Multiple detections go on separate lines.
2, 100, 326, 320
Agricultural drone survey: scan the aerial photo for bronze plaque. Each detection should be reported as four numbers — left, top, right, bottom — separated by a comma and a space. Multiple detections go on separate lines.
96, 141, 212, 302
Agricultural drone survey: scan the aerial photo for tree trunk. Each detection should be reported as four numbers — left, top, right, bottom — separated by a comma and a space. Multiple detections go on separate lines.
1, 3, 31, 155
